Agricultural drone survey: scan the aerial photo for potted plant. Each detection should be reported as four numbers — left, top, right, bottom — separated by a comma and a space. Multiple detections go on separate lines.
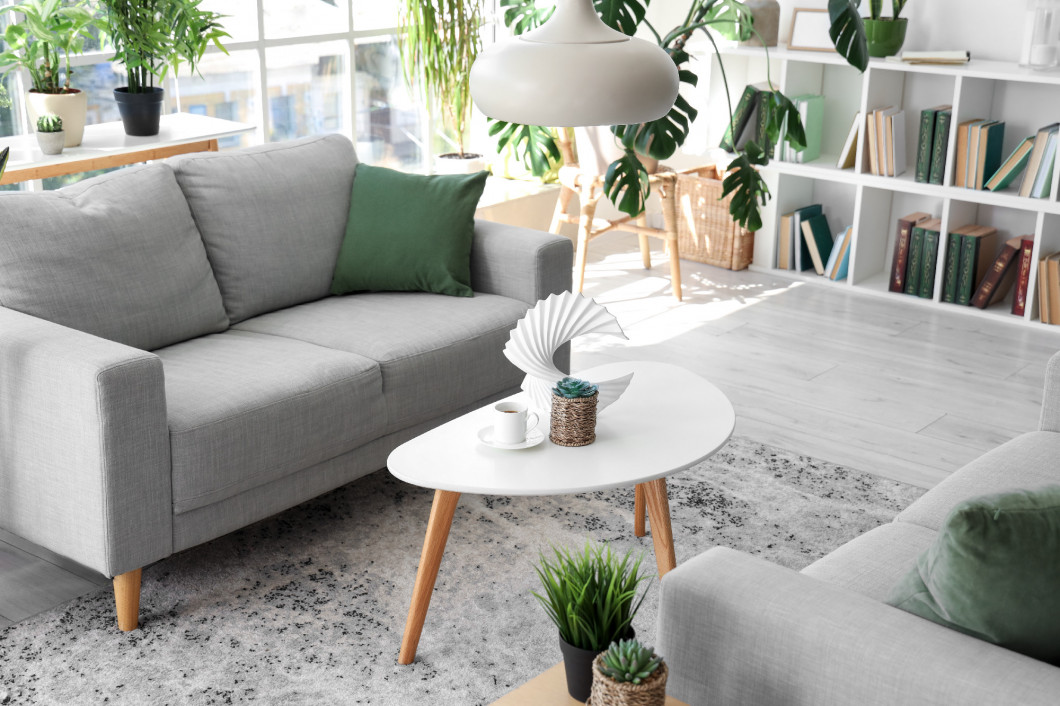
98, 0, 228, 136
550, 376, 599, 447
532, 541, 651, 702
0, 0, 102, 148
36, 113, 65, 155
399, 0, 486, 173
590, 638, 668, 705
863, 0, 909, 57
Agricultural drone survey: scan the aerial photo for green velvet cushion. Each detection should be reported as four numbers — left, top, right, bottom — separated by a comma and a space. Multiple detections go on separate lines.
330, 164, 488, 297
887, 486, 1060, 665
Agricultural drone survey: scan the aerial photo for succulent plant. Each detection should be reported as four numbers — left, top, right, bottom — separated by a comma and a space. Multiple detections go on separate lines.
598, 638, 662, 685
36, 114, 62, 133
552, 376, 598, 399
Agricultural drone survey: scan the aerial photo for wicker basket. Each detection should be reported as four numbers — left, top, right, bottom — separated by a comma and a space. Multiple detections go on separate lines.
675, 165, 755, 271
588, 654, 668, 706
549, 392, 598, 447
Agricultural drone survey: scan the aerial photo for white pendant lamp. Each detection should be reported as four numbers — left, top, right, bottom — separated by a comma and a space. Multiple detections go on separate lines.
470, 0, 680, 127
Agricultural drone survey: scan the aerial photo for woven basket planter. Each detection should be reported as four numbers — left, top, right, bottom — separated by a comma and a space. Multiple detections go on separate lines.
675, 165, 755, 271
588, 654, 668, 706
549, 391, 598, 447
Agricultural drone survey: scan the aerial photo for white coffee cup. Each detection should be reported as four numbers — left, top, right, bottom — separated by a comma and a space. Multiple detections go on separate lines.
493, 401, 539, 445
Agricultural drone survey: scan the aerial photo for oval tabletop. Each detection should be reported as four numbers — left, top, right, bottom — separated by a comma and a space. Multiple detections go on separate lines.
387, 361, 735, 495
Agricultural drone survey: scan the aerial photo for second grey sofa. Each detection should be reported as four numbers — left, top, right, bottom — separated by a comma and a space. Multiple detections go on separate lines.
0, 134, 572, 630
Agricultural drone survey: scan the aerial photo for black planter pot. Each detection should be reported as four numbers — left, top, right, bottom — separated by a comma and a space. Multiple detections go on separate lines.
558, 627, 634, 703
114, 87, 164, 137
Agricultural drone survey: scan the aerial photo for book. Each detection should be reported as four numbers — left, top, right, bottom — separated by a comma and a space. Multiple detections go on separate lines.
1049, 252, 1060, 325
1041, 254, 1055, 324
800, 213, 835, 275
719, 84, 759, 152
914, 107, 938, 183
1012, 237, 1035, 317
897, 50, 971, 63
1031, 129, 1058, 199
837, 113, 861, 169
794, 95, 824, 163
928, 108, 952, 186
973, 121, 1005, 189
886, 109, 907, 177
954, 118, 985, 188
754, 89, 774, 156
792, 204, 823, 272
875, 106, 899, 176
889, 211, 931, 293
964, 120, 995, 188
867, 111, 880, 176
777, 212, 794, 269
971, 236, 1023, 309
918, 225, 942, 298
904, 225, 926, 295
985, 136, 1034, 191
823, 227, 844, 275
829, 227, 853, 280
1019, 123, 1060, 197
941, 229, 964, 303
956, 226, 999, 305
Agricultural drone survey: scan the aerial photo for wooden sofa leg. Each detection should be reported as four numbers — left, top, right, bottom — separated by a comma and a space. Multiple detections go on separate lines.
114, 568, 142, 631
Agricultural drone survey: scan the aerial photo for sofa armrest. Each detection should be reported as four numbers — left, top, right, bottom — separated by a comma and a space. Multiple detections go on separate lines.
1039, 350, 1060, 431
657, 547, 1060, 706
470, 220, 573, 306
0, 307, 171, 577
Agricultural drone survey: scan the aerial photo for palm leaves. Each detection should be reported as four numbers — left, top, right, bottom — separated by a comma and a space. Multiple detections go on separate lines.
829, 0, 868, 72
488, 121, 562, 177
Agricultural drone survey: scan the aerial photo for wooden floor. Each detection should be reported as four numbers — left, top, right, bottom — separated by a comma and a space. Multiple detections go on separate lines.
2, 231, 1058, 628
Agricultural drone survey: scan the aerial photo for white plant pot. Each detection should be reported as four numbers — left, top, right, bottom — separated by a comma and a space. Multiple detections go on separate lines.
36, 131, 65, 156
573, 125, 658, 177
26, 90, 87, 148
435, 152, 487, 175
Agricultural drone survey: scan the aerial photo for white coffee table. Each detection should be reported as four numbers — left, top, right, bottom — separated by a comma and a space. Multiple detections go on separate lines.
388, 361, 735, 664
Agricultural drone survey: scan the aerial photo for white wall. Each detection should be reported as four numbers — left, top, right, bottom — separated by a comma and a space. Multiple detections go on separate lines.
643, 0, 1024, 64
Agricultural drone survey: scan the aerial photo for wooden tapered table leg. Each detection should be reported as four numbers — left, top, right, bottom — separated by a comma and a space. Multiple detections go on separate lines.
399, 489, 461, 665
633, 484, 647, 537
641, 478, 676, 577
113, 567, 142, 632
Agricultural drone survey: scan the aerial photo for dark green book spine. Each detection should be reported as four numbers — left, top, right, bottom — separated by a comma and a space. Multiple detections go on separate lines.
720, 86, 757, 152
929, 109, 952, 185
905, 227, 925, 295
915, 109, 937, 183
754, 92, 772, 155
942, 231, 962, 303
956, 235, 981, 305
918, 229, 941, 298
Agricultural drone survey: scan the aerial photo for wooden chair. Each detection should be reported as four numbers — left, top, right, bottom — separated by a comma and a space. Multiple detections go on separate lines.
547, 136, 684, 301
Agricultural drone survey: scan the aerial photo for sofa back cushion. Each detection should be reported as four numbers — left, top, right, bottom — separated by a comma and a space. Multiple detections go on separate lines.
170, 134, 357, 323
0, 163, 229, 350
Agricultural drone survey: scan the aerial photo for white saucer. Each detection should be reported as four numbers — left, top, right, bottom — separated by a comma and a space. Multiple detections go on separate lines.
477, 425, 545, 450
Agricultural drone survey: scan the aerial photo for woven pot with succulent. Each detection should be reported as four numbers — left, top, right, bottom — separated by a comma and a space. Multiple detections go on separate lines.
35, 113, 65, 156
589, 638, 668, 706
550, 376, 599, 447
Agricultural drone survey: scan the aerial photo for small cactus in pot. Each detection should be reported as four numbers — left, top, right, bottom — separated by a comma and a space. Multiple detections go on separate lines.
35, 113, 65, 155
550, 376, 599, 447
590, 638, 668, 705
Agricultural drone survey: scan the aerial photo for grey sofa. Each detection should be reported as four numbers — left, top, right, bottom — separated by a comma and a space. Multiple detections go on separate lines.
657, 351, 1060, 705
0, 134, 572, 630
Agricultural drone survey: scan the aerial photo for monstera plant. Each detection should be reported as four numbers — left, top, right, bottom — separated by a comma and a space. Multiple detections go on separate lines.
491, 0, 869, 231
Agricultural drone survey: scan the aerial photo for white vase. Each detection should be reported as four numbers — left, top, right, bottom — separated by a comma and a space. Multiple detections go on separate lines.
434, 152, 487, 174
26, 90, 88, 148
36, 130, 65, 156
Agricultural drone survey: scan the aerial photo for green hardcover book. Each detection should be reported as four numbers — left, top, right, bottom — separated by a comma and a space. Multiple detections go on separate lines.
719, 84, 758, 152
794, 94, 824, 163
956, 235, 982, 305
975, 121, 1006, 189
905, 226, 926, 295
754, 91, 773, 156
942, 228, 970, 303
918, 227, 941, 298
986, 136, 1034, 191
799, 213, 835, 275
793, 204, 823, 272
915, 107, 937, 183
928, 108, 952, 185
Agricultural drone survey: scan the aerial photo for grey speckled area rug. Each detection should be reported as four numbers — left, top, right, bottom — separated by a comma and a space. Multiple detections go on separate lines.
0, 437, 922, 705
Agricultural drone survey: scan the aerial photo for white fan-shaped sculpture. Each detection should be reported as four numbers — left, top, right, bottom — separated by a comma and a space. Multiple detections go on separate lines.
504, 292, 634, 413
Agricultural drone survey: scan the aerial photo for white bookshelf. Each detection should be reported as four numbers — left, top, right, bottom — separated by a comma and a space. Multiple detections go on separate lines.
701, 45, 1060, 327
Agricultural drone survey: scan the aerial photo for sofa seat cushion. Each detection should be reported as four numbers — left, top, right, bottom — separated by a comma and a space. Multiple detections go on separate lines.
170, 134, 357, 324
156, 330, 385, 514
234, 292, 529, 433
800, 522, 938, 602
0, 163, 229, 350
897, 431, 1060, 531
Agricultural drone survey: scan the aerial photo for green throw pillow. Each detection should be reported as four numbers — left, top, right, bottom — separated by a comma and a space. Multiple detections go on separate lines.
330, 164, 488, 297
886, 486, 1060, 665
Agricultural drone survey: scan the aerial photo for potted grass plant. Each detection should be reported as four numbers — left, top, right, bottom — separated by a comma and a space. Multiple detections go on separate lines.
399, 0, 486, 173
590, 638, 668, 705
532, 541, 651, 703
0, 0, 102, 147
98, 0, 228, 136
862, 0, 909, 57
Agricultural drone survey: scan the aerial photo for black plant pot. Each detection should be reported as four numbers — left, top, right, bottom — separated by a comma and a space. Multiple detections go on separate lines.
114, 87, 164, 137
558, 627, 634, 703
